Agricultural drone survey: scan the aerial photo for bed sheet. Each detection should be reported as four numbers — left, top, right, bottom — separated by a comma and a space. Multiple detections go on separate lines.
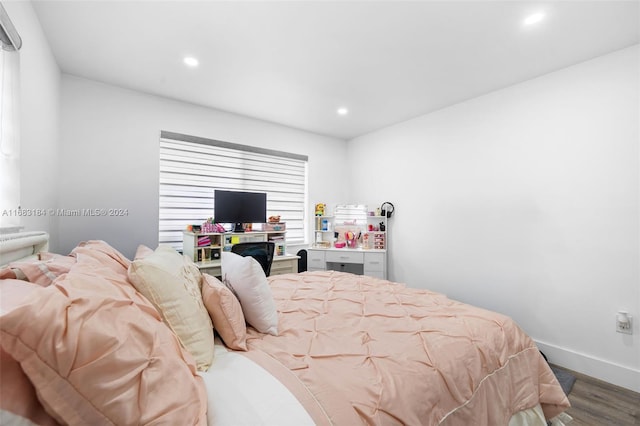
199, 342, 316, 426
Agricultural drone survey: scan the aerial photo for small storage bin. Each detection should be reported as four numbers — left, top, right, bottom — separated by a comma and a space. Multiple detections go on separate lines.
264, 222, 286, 231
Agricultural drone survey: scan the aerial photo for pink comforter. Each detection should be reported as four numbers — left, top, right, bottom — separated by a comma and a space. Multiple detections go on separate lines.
245, 271, 569, 425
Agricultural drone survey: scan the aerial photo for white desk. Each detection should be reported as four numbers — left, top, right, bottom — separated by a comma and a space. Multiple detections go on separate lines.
307, 248, 386, 279
197, 254, 299, 278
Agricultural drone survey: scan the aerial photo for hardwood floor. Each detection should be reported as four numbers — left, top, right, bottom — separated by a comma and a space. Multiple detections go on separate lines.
550, 364, 640, 425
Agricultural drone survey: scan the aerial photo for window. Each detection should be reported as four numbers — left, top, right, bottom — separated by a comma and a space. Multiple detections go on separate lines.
159, 131, 308, 251
0, 4, 22, 229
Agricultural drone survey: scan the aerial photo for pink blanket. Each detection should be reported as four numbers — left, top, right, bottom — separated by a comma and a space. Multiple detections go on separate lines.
245, 271, 569, 425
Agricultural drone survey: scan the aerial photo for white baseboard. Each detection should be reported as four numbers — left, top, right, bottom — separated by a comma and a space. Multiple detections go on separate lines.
535, 340, 640, 393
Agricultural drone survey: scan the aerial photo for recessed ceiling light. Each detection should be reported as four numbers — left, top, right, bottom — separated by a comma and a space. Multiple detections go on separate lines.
337, 107, 349, 116
183, 56, 199, 67
523, 12, 545, 26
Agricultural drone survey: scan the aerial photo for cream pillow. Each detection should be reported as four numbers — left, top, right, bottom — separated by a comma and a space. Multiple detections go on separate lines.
221, 252, 278, 335
128, 245, 214, 371
201, 273, 247, 351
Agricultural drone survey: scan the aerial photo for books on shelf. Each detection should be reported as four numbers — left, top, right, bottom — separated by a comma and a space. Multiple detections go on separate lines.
197, 236, 211, 247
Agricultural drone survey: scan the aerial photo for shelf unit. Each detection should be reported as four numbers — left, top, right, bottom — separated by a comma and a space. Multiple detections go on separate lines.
313, 210, 387, 251
183, 229, 296, 277
313, 215, 335, 248
183, 232, 224, 264
185, 230, 287, 262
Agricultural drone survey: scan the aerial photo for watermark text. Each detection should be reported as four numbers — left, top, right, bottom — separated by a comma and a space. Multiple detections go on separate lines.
2, 208, 129, 217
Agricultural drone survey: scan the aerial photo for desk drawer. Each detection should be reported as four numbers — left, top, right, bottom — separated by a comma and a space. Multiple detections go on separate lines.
366, 270, 385, 279
308, 250, 326, 269
271, 257, 298, 275
364, 252, 385, 272
325, 251, 364, 264
271, 263, 294, 275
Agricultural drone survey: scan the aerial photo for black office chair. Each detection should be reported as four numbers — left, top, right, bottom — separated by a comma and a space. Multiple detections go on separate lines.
296, 249, 307, 272
231, 242, 275, 277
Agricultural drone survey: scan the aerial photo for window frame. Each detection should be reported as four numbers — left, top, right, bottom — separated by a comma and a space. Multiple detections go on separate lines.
159, 131, 308, 251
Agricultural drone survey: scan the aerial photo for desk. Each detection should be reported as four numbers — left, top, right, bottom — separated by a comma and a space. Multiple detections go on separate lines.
307, 248, 386, 279
196, 254, 299, 278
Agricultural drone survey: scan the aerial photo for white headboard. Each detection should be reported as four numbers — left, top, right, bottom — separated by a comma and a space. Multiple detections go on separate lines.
0, 231, 49, 266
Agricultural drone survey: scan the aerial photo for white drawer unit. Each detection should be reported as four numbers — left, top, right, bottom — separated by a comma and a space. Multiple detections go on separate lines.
325, 250, 364, 264
270, 255, 299, 275
308, 250, 326, 271
364, 252, 386, 279
364, 252, 385, 271
307, 248, 386, 279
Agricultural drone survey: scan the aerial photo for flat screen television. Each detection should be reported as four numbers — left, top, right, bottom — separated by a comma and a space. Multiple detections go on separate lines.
214, 189, 267, 232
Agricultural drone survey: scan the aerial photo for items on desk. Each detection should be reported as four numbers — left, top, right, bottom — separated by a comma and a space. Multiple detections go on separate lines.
268, 215, 281, 223
201, 217, 216, 233
345, 231, 358, 248
200, 221, 225, 233
263, 222, 286, 231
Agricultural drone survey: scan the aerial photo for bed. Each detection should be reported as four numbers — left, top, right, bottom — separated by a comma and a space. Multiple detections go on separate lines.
0, 233, 571, 426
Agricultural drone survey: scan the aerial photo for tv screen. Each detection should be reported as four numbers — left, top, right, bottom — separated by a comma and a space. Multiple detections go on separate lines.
214, 190, 267, 232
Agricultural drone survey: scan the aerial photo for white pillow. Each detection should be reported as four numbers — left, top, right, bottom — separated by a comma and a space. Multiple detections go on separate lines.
221, 252, 278, 335
128, 245, 215, 371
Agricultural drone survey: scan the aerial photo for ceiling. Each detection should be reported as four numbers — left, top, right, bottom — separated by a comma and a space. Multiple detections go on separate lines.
31, 1, 639, 140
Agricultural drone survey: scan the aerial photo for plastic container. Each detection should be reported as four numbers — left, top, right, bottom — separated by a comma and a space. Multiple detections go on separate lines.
263, 222, 286, 231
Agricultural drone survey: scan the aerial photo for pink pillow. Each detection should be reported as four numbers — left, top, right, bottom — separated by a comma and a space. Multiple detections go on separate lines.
0, 280, 59, 426
0, 279, 38, 313
0, 348, 60, 426
6, 241, 130, 287
133, 244, 154, 260
70, 242, 161, 318
202, 273, 248, 351
70, 240, 131, 271
0, 264, 207, 425
70, 252, 162, 321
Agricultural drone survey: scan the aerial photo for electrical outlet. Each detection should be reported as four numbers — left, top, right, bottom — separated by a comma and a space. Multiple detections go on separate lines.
616, 311, 632, 335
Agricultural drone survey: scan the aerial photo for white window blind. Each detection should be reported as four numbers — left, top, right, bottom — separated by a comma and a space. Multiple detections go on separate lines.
159, 131, 308, 251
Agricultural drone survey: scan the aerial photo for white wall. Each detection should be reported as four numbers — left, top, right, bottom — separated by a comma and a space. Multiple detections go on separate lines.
348, 46, 640, 391
3, 1, 61, 249
59, 76, 348, 259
